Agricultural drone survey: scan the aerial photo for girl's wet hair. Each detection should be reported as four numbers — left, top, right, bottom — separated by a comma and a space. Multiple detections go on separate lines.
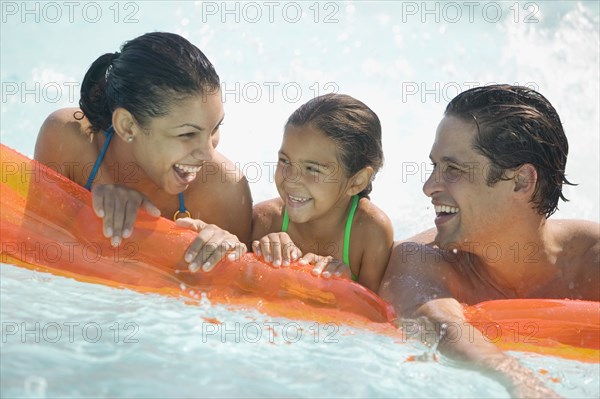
79, 32, 220, 133
286, 93, 383, 198
445, 84, 575, 218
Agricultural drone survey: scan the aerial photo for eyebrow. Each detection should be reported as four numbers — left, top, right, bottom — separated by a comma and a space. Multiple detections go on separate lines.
173, 115, 225, 132
278, 151, 329, 168
429, 155, 463, 165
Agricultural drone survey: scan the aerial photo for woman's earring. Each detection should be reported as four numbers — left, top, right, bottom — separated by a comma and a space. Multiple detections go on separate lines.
126, 136, 134, 142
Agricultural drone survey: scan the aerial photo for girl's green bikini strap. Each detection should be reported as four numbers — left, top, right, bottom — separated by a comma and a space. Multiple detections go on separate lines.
281, 195, 359, 281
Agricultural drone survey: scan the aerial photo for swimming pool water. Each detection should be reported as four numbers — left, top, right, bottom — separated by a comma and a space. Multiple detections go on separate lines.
2, 264, 599, 398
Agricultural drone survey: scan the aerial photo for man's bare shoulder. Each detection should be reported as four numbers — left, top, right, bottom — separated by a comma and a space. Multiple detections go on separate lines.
379, 241, 461, 315
550, 219, 600, 300
385, 241, 459, 277
398, 227, 437, 245
550, 219, 599, 263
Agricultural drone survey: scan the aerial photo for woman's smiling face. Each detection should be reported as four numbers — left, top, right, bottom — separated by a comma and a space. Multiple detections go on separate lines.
130, 91, 224, 195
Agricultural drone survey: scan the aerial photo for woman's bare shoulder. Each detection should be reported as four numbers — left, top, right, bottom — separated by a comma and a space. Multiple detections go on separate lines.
34, 108, 95, 180
204, 151, 246, 184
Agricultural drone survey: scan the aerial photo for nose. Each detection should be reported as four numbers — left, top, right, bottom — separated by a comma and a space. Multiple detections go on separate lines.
423, 166, 441, 197
191, 137, 214, 161
277, 162, 303, 189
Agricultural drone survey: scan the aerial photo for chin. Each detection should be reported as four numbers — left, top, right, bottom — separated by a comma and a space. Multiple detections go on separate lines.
434, 232, 460, 251
163, 181, 184, 196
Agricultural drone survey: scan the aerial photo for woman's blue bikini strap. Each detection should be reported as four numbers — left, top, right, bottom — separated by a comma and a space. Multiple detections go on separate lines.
84, 126, 115, 190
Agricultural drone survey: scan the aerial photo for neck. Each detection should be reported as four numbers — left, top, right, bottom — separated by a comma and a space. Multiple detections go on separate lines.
292, 196, 354, 244
101, 135, 161, 195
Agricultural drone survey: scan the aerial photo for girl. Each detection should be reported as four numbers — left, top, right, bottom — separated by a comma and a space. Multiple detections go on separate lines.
34, 32, 251, 272
251, 94, 393, 292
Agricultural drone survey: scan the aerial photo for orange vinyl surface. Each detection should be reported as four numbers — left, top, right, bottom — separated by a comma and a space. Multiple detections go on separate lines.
1, 144, 598, 362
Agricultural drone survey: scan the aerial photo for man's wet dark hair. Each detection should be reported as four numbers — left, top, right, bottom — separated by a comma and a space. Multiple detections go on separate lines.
445, 84, 575, 218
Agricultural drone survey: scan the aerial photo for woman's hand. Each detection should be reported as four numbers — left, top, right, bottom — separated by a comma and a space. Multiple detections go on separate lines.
299, 253, 352, 279
91, 184, 161, 246
176, 218, 246, 272
252, 232, 302, 267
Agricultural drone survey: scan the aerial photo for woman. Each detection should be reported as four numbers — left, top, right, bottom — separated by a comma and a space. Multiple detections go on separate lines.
34, 32, 252, 272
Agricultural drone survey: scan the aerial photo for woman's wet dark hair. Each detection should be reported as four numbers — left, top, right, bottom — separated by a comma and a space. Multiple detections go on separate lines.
79, 32, 220, 133
445, 84, 575, 218
286, 93, 383, 199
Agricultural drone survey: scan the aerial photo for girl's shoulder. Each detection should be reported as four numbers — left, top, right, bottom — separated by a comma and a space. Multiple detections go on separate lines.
354, 197, 393, 232
251, 198, 285, 241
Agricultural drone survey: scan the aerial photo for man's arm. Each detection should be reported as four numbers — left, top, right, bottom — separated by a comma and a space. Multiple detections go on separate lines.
379, 242, 562, 399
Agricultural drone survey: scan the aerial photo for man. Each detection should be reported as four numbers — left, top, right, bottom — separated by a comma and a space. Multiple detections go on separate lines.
379, 85, 599, 398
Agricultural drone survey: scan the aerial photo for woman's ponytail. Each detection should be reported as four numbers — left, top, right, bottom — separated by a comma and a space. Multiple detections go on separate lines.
79, 52, 120, 133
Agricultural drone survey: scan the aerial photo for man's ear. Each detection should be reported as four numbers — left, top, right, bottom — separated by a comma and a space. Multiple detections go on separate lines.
513, 163, 538, 195
112, 108, 140, 142
347, 166, 374, 196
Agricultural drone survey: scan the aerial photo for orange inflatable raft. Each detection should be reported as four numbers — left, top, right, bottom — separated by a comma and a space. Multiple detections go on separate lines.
1, 144, 598, 362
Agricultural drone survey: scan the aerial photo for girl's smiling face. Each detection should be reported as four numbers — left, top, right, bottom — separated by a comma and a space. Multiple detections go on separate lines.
128, 91, 224, 195
275, 124, 354, 224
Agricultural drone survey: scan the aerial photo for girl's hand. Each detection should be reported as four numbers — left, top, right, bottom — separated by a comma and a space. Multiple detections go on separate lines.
299, 253, 352, 279
176, 218, 246, 272
91, 184, 161, 246
252, 232, 302, 267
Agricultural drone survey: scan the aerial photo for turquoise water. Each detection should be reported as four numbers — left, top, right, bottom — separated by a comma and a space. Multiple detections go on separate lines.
1, 1, 599, 397
2, 264, 599, 398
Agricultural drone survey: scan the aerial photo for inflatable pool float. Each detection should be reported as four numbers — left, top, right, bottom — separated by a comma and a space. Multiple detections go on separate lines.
1, 144, 598, 362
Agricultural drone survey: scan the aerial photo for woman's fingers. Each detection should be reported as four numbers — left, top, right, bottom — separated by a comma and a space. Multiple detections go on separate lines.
91, 184, 158, 246
140, 197, 161, 218
175, 217, 206, 232
185, 224, 243, 272
109, 195, 127, 246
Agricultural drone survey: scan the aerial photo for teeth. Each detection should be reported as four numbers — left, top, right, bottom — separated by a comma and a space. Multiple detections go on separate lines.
434, 205, 459, 214
174, 163, 202, 173
289, 195, 310, 203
